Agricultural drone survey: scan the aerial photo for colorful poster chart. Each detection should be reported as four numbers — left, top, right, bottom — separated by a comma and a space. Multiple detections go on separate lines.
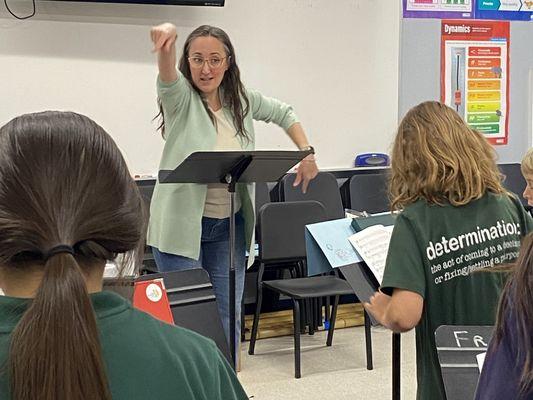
403, 0, 474, 19
441, 20, 510, 145
476, 0, 533, 21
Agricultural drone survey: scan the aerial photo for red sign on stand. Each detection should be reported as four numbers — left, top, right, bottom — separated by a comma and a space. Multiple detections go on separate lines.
133, 278, 174, 325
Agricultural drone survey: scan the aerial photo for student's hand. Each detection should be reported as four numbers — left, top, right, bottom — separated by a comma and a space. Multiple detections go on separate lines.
363, 290, 391, 326
150, 23, 177, 53
293, 155, 318, 194
364, 288, 423, 332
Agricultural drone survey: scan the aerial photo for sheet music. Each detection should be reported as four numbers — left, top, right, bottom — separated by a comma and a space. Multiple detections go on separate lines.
348, 224, 393, 284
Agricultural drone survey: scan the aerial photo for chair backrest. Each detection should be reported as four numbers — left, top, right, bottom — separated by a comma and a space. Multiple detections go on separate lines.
255, 182, 272, 219
136, 178, 156, 209
498, 163, 526, 204
258, 201, 327, 262
349, 173, 390, 214
137, 269, 231, 364
435, 325, 494, 400
278, 172, 344, 220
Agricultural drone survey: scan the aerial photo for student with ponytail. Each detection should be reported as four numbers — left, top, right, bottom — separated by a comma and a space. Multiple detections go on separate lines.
0, 111, 247, 400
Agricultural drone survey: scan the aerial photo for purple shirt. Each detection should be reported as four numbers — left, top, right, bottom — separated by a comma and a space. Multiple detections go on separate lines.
475, 301, 533, 400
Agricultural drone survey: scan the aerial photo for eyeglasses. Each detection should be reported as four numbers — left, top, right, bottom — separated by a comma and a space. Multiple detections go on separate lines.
187, 56, 228, 70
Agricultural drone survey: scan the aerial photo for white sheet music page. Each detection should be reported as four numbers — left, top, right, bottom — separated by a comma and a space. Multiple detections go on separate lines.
348, 224, 394, 284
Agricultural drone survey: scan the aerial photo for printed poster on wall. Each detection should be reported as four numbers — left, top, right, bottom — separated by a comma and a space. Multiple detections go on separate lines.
441, 20, 510, 145
403, 0, 474, 19
476, 0, 533, 21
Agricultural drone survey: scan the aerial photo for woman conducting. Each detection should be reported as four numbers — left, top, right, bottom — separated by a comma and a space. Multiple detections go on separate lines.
148, 23, 318, 348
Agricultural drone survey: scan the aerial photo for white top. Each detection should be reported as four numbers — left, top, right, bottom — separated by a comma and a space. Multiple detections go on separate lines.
203, 109, 242, 219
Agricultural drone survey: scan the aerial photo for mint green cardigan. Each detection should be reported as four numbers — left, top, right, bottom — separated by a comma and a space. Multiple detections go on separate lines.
147, 72, 299, 264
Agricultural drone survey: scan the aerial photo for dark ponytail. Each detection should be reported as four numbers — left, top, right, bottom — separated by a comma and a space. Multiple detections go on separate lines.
10, 253, 112, 400
0, 111, 145, 400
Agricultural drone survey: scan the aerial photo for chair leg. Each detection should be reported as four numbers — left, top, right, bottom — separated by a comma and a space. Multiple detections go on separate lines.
291, 263, 307, 334
248, 264, 265, 355
240, 299, 245, 342
315, 297, 324, 331
307, 299, 314, 335
325, 296, 331, 326
294, 262, 307, 334
326, 295, 340, 346
364, 310, 374, 370
289, 265, 297, 278
293, 299, 301, 379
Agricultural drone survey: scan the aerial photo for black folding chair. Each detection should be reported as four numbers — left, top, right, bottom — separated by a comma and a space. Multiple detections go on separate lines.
348, 173, 390, 214
276, 171, 347, 330
276, 172, 345, 220
248, 201, 355, 378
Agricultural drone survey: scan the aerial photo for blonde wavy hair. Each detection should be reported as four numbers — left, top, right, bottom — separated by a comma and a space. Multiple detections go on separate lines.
521, 148, 533, 176
389, 101, 505, 210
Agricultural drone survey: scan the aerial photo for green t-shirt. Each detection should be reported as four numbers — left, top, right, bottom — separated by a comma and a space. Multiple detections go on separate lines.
381, 192, 533, 400
0, 291, 248, 400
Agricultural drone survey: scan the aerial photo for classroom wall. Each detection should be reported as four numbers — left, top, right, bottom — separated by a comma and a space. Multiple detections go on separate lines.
0, 0, 400, 174
399, 18, 533, 163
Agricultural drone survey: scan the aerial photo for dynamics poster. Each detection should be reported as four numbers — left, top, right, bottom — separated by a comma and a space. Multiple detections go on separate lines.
441, 20, 510, 145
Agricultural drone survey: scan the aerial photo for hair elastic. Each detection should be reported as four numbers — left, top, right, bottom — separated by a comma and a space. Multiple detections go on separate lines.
45, 245, 75, 261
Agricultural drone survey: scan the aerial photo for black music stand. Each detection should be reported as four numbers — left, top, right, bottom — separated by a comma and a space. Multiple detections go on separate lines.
436, 325, 493, 400
159, 150, 311, 367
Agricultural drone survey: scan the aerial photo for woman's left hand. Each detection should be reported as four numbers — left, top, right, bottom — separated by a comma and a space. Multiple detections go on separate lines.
293, 155, 319, 193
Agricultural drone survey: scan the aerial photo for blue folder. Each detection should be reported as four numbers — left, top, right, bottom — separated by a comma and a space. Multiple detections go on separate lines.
305, 218, 362, 276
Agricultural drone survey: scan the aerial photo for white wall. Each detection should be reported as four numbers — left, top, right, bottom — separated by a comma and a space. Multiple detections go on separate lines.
0, 0, 400, 174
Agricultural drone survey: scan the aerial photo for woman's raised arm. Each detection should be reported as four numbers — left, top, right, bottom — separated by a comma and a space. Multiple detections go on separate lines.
151, 23, 178, 83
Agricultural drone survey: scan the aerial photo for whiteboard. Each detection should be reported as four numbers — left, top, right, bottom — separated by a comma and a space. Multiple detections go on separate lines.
0, 0, 400, 174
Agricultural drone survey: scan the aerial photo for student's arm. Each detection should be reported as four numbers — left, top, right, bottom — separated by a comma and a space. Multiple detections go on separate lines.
364, 288, 423, 332
151, 23, 178, 83
367, 214, 426, 332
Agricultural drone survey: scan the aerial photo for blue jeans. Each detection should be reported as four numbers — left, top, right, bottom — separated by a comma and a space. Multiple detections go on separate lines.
152, 212, 246, 352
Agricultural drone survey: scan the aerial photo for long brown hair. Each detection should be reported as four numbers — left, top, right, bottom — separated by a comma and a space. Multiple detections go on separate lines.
0, 111, 145, 400
389, 101, 505, 210
156, 25, 250, 140
492, 233, 533, 397
521, 147, 533, 176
